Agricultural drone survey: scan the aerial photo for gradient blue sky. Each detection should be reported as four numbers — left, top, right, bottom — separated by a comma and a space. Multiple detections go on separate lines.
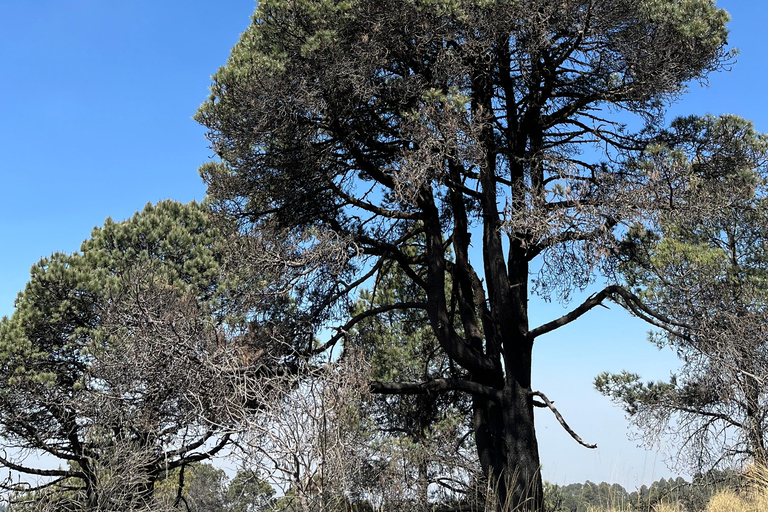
1, 0, 766, 490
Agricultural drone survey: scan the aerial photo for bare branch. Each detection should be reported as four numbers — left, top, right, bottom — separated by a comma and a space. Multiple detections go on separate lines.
527, 286, 615, 340
529, 391, 597, 449
0, 451, 77, 479
528, 285, 693, 341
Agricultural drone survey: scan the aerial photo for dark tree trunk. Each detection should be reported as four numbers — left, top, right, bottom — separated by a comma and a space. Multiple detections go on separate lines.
745, 373, 766, 463
498, 364, 543, 511
81, 459, 99, 511
472, 380, 543, 511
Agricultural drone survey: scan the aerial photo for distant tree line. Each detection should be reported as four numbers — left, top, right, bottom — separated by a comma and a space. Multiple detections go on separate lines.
544, 469, 744, 512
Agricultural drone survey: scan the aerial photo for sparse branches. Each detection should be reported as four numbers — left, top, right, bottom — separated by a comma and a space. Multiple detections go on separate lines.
598, 115, 768, 472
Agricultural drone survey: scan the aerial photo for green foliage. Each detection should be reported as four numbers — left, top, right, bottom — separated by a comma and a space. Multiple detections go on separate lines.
594, 371, 677, 416
174, 463, 228, 512
599, 114, 768, 470
0, 200, 233, 510
81, 200, 222, 297
226, 469, 277, 512
0, 201, 221, 391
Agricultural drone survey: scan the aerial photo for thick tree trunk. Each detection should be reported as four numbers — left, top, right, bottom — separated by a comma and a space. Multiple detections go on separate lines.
472, 245, 543, 510
499, 376, 543, 511
473, 381, 543, 511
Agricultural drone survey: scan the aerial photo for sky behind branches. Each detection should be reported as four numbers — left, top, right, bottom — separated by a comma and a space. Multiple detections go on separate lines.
1, 0, 766, 489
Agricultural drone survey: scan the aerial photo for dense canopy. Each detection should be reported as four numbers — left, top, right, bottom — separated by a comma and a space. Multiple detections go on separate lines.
0, 201, 234, 509
196, 0, 732, 509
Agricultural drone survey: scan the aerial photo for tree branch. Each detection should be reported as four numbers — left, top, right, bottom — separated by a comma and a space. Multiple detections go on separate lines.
0, 450, 78, 478
530, 391, 597, 449
610, 286, 693, 334
371, 378, 500, 400
164, 433, 231, 471
527, 285, 693, 341
329, 179, 422, 220
312, 301, 428, 355
528, 216, 618, 260
527, 286, 615, 340
0, 475, 76, 494
357, 235, 428, 291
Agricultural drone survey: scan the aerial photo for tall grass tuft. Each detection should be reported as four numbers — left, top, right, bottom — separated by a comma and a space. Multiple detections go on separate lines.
702, 463, 768, 512
651, 501, 684, 512
704, 490, 750, 512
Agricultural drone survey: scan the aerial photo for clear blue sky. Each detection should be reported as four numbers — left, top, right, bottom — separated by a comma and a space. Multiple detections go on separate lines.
1, 0, 766, 490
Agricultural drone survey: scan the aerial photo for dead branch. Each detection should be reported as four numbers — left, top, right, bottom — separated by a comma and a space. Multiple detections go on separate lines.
530, 391, 597, 449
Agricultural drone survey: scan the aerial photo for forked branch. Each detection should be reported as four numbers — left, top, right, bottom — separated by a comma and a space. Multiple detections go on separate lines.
527, 284, 692, 341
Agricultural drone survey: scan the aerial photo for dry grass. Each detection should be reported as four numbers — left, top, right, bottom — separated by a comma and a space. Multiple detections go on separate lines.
652, 501, 684, 512
580, 490, 756, 512
704, 490, 751, 512
673, 464, 768, 512
459, 464, 768, 511
742, 463, 768, 511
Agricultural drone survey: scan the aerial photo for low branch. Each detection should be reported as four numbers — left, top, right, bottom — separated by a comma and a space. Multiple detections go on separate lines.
530, 391, 597, 449
0, 451, 77, 479
371, 378, 499, 400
